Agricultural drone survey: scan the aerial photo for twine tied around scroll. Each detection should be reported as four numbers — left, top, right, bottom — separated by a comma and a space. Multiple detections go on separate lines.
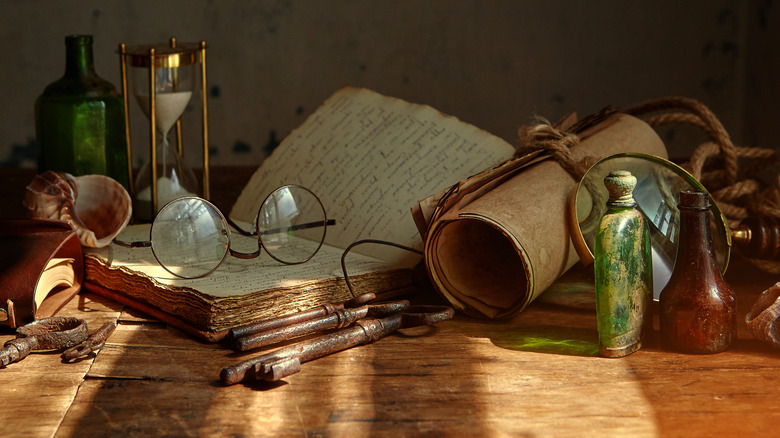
515, 115, 597, 181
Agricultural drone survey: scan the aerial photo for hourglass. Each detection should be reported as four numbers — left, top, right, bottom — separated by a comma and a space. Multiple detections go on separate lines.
118, 38, 210, 221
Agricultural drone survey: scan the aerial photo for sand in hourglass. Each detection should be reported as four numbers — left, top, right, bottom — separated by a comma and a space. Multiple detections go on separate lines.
135, 91, 196, 216
136, 91, 193, 141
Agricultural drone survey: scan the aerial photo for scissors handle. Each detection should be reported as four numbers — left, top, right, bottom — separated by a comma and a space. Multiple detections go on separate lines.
221, 305, 454, 385
61, 321, 117, 361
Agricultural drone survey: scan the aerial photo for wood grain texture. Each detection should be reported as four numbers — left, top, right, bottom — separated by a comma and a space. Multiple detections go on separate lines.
52, 261, 780, 436
0, 292, 122, 436
2, 168, 780, 437
2, 269, 778, 438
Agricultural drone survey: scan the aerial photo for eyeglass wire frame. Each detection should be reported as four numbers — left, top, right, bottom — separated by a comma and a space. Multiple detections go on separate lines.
340, 238, 423, 298
113, 184, 334, 279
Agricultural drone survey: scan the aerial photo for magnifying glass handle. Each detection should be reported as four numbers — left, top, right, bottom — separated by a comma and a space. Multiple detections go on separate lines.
732, 217, 780, 259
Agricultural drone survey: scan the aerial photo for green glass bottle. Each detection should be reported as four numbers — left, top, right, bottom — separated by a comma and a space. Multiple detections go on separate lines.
35, 35, 129, 189
594, 170, 653, 358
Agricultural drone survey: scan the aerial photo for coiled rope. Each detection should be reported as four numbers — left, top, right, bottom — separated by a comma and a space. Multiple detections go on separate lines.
627, 97, 780, 229
519, 97, 780, 272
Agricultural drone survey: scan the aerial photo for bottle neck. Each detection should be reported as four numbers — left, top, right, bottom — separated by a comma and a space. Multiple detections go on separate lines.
64, 35, 95, 78
607, 196, 636, 209
606, 196, 636, 214
675, 205, 713, 265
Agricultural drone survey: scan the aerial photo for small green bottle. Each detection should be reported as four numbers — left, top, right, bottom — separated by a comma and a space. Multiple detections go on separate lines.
594, 170, 653, 357
35, 35, 129, 189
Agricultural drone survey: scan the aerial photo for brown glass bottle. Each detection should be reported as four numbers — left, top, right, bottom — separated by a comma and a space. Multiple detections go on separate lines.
659, 190, 736, 353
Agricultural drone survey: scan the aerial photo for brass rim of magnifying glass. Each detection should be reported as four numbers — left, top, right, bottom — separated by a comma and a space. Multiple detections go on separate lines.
123, 42, 201, 68
567, 152, 732, 269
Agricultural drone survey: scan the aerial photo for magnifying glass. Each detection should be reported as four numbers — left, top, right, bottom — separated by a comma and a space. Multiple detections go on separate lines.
568, 153, 732, 300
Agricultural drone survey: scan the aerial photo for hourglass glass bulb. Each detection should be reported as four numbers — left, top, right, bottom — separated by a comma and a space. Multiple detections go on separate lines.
127, 46, 199, 221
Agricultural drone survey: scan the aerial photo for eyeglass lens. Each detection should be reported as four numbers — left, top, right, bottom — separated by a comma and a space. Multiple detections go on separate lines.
151, 197, 230, 278
258, 186, 327, 264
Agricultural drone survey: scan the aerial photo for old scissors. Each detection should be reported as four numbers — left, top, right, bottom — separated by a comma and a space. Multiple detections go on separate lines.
0, 317, 88, 367
61, 321, 117, 361
221, 304, 454, 385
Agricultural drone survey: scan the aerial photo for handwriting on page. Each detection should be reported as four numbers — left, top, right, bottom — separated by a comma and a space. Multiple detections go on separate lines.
231, 88, 514, 264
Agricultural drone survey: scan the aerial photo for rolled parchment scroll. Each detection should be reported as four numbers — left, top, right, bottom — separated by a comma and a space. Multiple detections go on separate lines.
419, 114, 667, 319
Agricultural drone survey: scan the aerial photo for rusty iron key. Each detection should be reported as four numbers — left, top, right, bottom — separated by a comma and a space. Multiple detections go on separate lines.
221, 305, 454, 385
232, 300, 410, 351
226, 292, 376, 342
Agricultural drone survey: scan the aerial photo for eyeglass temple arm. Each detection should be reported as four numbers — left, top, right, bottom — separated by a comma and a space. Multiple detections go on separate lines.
112, 239, 152, 248
270, 219, 336, 235
225, 217, 253, 236
226, 218, 336, 237
340, 239, 422, 298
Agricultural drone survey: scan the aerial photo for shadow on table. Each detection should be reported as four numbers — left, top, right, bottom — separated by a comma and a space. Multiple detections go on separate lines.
458, 301, 600, 357
623, 259, 780, 436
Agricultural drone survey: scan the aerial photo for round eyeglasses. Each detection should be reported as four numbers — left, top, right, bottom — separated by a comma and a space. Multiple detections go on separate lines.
114, 185, 334, 279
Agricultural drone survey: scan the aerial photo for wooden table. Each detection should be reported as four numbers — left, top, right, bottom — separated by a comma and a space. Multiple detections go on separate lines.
2, 168, 780, 437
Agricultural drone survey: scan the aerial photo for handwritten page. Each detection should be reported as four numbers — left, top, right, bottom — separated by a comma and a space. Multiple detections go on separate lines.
231, 87, 515, 264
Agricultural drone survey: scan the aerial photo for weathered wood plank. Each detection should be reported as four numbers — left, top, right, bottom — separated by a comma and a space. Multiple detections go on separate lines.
60, 354, 664, 437
2, 189, 780, 438
0, 292, 121, 436
58, 289, 780, 437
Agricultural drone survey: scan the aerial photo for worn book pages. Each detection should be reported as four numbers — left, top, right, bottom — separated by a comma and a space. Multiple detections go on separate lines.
34, 258, 75, 309
85, 223, 412, 336
421, 114, 668, 319
231, 86, 515, 263
85, 87, 516, 340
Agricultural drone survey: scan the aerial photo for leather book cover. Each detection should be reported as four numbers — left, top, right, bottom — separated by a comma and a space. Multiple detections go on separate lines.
0, 219, 84, 328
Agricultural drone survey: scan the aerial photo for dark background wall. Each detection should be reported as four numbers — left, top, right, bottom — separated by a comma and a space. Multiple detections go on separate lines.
1, 0, 777, 169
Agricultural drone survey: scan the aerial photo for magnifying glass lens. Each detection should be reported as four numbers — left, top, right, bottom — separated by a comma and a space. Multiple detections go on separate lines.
571, 153, 731, 299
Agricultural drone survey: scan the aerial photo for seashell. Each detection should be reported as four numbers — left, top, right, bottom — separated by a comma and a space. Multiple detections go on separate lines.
745, 282, 780, 349
24, 171, 132, 248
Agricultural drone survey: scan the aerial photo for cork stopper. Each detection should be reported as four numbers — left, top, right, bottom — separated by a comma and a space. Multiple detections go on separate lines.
604, 170, 637, 207
678, 190, 710, 210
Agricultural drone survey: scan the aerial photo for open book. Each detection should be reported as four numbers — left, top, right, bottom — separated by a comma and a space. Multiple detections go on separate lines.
84, 87, 516, 341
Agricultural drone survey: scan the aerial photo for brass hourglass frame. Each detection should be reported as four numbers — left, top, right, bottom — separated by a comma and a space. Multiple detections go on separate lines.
117, 37, 210, 218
